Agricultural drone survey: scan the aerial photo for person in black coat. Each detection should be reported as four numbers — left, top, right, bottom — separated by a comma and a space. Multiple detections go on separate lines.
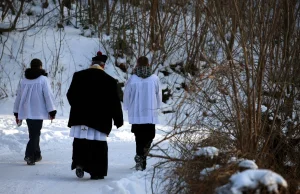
67, 51, 123, 180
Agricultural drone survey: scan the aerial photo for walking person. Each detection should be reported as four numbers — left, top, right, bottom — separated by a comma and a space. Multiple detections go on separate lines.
13, 58, 57, 165
67, 51, 123, 180
123, 56, 162, 171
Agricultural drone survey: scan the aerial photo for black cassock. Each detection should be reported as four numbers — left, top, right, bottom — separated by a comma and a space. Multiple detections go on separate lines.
71, 138, 108, 177
67, 67, 123, 177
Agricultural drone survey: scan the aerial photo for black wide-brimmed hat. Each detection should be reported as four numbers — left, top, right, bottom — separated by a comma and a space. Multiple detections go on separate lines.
92, 51, 108, 63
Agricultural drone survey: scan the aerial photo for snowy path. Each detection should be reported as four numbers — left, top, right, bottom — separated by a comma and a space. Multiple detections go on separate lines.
0, 116, 156, 194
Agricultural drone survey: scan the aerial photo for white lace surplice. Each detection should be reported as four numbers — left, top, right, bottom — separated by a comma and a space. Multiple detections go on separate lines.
69, 125, 107, 141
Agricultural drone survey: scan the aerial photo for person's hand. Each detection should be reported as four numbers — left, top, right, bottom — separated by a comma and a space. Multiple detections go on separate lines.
14, 113, 18, 124
49, 110, 57, 122
15, 117, 19, 124
16, 118, 22, 127
13, 113, 22, 126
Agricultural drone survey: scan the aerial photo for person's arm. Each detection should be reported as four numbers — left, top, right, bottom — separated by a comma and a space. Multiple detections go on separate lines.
155, 77, 162, 109
66, 73, 78, 106
112, 80, 124, 128
123, 77, 132, 110
13, 82, 22, 124
42, 77, 57, 119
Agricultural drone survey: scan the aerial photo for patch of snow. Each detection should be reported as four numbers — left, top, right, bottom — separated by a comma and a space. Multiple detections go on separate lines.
195, 146, 219, 159
261, 105, 267, 112
102, 34, 111, 41
230, 169, 288, 194
0, 23, 10, 28
0, 115, 161, 194
117, 57, 126, 65
161, 83, 168, 90
83, 29, 92, 37
29, 6, 44, 16
238, 160, 258, 170
200, 165, 220, 177
228, 157, 238, 163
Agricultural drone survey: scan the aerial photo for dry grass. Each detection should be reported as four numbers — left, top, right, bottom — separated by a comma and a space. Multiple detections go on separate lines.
154, 130, 300, 194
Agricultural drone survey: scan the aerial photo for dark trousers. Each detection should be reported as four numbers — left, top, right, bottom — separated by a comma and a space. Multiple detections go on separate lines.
25, 119, 43, 159
132, 124, 155, 167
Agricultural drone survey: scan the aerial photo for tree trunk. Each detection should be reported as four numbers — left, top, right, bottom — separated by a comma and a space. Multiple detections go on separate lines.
106, 0, 110, 35
149, 0, 158, 50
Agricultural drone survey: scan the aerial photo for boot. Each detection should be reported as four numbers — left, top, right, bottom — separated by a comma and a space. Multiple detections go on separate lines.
134, 155, 145, 171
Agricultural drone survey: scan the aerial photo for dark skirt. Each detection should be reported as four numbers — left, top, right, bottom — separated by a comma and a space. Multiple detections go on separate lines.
71, 138, 108, 177
131, 124, 155, 156
131, 124, 155, 140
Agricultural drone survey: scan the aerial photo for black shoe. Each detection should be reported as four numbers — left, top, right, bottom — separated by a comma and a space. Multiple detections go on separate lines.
27, 161, 35, 165
90, 175, 99, 180
75, 166, 84, 178
24, 156, 30, 162
90, 175, 104, 180
24, 157, 35, 165
35, 156, 42, 162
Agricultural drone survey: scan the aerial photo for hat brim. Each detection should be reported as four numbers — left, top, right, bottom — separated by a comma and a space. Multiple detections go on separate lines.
92, 55, 108, 63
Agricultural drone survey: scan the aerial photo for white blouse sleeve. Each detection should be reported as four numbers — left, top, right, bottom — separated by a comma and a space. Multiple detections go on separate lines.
123, 77, 132, 110
42, 77, 56, 112
156, 77, 162, 109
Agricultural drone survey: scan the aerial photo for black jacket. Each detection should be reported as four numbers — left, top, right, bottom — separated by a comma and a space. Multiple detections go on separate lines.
67, 68, 123, 135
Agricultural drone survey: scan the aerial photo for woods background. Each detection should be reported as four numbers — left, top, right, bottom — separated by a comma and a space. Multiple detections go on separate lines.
1, 0, 300, 193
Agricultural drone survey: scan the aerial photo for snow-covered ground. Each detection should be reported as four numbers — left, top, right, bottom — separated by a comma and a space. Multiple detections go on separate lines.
0, 103, 164, 194
0, 2, 291, 193
0, 10, 169, 192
